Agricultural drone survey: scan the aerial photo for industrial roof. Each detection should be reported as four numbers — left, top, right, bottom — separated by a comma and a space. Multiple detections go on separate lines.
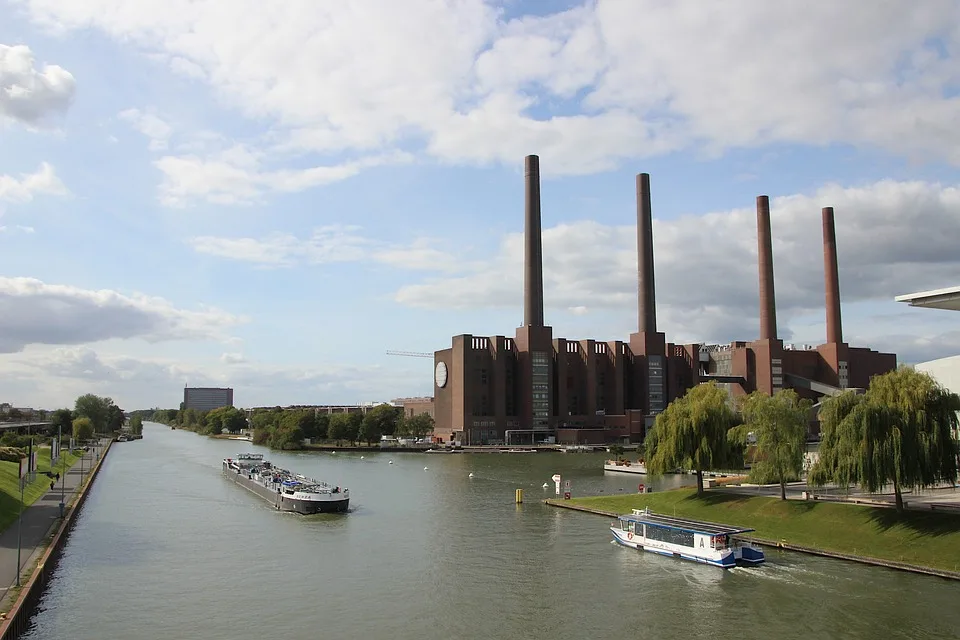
895, 285, 960, 312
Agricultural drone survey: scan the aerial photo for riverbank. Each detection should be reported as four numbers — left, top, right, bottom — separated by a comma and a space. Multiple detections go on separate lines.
0, 448, 82, 532
547, 488, 960, 579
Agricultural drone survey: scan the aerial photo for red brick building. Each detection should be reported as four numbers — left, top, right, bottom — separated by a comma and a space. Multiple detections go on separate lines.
432, 156, 896, 445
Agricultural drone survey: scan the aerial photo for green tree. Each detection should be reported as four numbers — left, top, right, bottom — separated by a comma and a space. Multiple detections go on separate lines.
400, 413, 435, 439
72, 416, 94, 442
129, 414, 144, 435
222, 408, 248, 434
313, 413, 330, 441
608, 444, 625, 461
345, 412, 362, 445
74, 394, 113, 432
360, 404, 401, 445
327, 413, 351, 446
107, 404, 126, 432
730, 389, 809, 500
51, 408, 73, 435
810, 368, 960, 513
644, 382, 740, 495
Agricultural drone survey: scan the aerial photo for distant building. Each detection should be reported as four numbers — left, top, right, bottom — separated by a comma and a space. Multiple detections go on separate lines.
393, 397, 435, 420
183, 387, 234, 412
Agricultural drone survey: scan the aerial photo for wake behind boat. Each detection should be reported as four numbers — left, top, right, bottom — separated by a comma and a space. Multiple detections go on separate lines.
223, 453, 349, 514
611, 508, 765, 568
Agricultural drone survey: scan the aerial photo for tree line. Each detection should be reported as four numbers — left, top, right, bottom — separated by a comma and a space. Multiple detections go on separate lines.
644, 367, 959, 512
0, 393, 135, 452
147, 404, 435, 450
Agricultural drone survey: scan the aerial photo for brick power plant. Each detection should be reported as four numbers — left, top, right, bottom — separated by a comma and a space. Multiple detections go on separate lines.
431, 156, 896, 446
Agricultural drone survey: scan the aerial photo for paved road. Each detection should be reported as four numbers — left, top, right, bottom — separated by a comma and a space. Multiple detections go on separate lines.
720, 479, 960, 509
0, 443, 106, 610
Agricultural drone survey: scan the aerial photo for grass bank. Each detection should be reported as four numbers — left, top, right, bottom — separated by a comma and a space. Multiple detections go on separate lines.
563, 488, 960, 575
0, 448, 81, 532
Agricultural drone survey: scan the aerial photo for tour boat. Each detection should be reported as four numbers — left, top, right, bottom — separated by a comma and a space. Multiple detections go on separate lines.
603, 459, 647, 474
610, 508, 765, 568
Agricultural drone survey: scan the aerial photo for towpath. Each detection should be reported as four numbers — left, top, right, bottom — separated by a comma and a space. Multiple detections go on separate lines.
0, 442, 106, 612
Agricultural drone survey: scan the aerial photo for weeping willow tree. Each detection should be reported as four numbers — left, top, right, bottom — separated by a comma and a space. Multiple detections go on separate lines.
644, 382, 740, 495
730, 389, 810, 500
809, 367, 960, 513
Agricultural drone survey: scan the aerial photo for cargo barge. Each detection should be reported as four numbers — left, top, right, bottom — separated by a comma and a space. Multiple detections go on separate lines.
223, 453, 349, 514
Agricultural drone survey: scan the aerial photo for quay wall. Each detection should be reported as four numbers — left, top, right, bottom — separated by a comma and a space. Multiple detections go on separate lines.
544, 499, 960, 582
0, 442, 114, 640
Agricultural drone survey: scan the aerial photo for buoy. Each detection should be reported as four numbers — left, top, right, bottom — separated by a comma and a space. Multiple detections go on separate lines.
516, 488, 523, 503
424, 467, 429, 471
360, 456, 365, 459
388, 460, 393, 464
468, 473, 474, 478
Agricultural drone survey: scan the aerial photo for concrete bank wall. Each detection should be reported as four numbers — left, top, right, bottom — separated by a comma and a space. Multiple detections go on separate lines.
0, 443, 114, 640
544, 499, 960, 582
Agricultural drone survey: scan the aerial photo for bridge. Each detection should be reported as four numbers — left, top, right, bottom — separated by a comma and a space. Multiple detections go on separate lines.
0, 421, 54, 433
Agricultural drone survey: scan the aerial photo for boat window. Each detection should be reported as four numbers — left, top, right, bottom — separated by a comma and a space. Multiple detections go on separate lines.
644, 524, 694, 548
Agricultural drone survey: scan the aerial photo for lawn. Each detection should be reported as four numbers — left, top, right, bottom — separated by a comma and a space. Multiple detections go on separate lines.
564, 488, 960, 574
0, 447, 82, 533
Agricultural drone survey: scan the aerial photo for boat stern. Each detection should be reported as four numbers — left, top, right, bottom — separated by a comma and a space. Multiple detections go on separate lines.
735, 544, 765, 565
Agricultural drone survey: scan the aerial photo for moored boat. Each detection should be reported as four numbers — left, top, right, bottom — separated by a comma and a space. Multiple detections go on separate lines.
610, 508, 765, 568
222, 453, 349, 514
603, 458, 647, 474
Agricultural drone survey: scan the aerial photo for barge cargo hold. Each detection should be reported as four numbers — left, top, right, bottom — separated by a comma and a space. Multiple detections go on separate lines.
223, 453, 349, 514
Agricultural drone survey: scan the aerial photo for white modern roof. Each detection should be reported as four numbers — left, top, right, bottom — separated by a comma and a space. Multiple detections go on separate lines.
895, 285, 960, 312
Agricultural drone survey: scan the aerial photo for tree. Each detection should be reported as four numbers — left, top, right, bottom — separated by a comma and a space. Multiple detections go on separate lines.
608, 444, 625, 461
107, 404, 126, 432
399, 413, 435, 439
644, 382, 740, 495
345, 412, 362, 445
313, 413, 330, 441
810, 368, 960, 513
327, 413, 351, 446
360, 404, 401, 445
74, 394, 113, 432
129, 414, 144, 435
72, 416, 94, 442
730, 389, 809, 500
51, 408, 73, 435
222, 408, 248, 434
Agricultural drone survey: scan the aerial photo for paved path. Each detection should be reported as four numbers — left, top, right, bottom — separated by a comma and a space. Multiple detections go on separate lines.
0, 443, 106, 610
719, 479, 960, 509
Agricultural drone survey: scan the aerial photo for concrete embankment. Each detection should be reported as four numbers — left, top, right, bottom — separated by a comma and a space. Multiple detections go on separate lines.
0, 442, 113, 639
544, 498, 960, 582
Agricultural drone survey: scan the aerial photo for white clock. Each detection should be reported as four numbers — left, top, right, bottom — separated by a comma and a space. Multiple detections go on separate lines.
435, 361, 448, 389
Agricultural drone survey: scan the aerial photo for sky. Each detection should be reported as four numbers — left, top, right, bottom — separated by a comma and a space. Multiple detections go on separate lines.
2, 0, 960, 411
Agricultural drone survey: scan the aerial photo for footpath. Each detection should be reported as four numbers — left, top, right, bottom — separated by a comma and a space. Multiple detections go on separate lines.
0, 443, 105, 613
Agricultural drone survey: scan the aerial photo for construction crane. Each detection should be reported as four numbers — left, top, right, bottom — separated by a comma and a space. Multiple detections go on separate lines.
385, 350, 434, 358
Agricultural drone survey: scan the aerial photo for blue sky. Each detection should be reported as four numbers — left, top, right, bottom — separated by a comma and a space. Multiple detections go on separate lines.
2, 0, 959, 410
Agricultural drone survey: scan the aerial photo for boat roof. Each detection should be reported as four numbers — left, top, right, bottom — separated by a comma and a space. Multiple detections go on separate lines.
620, 509, 755, 536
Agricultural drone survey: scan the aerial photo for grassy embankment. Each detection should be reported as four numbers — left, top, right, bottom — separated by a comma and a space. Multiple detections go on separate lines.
564, 488, 960, 574
0, 447, 81, 532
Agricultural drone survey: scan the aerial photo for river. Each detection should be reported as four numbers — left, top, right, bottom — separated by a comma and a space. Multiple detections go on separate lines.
20, 423, 960, 640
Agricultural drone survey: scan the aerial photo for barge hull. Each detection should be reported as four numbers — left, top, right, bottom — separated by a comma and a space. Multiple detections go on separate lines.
224, 468, 349, 514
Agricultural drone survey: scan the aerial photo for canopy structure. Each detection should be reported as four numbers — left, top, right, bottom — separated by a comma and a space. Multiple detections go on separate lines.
895, 286, 960, 312
621, 510, 755, 536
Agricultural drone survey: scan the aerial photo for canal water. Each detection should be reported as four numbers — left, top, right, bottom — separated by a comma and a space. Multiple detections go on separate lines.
22, 423, 960, 640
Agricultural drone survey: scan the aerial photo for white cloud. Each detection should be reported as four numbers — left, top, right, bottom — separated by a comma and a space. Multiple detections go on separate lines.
0, 162, 69, 202
3, 345, 423, 409
155, 145, 412, 206
220, 352, 246, 364
187, 225, 461, 271
0, 277, 246, 353
118, 107, 172, 150
13, 1, 960, 175
394, 178, 960, 354
0, 43, 75, 126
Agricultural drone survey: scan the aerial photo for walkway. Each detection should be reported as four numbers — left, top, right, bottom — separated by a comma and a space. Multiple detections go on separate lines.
0, 443, 106, 611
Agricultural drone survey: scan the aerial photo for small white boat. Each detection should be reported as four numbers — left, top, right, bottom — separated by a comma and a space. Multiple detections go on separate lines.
611, 508, 765, 568
603, 459, 647, 474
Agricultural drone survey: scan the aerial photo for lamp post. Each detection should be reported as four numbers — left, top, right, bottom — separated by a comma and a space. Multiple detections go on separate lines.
59, 426, 65, 518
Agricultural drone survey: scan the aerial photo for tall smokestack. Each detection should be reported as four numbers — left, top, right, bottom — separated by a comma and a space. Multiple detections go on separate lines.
822, 206, 843, 344
756, 195, 778, 340
523, 155, 544, 327
637, 173, 657, 333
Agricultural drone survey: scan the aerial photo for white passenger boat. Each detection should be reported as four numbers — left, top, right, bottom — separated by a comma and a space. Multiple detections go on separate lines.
610, 508, 765, 568
603, 459, 647, 474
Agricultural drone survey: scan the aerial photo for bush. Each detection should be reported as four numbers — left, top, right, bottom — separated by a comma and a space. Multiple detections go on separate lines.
0, 446, 25, 463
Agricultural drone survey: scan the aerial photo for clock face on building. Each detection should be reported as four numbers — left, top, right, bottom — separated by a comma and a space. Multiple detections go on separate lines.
435, 361, 448, 389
